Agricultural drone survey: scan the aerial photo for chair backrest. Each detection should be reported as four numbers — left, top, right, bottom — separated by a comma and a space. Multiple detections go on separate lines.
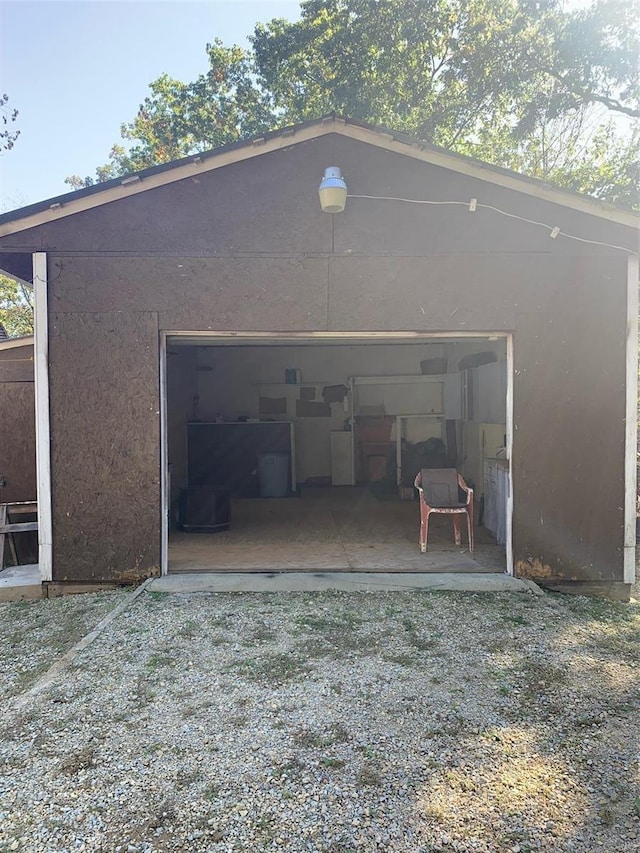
421, 468, 460, 507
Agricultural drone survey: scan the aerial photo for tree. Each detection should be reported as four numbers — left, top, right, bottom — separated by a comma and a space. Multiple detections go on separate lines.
532, 0, 640, 120
66, 41, 274, 187
69, 0, 639, 207
0, 275, 33, 337
0, 93, 19, 150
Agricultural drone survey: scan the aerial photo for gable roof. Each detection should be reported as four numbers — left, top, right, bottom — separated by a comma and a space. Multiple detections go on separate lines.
0, 334, 34, 351
0, 114, 638, 237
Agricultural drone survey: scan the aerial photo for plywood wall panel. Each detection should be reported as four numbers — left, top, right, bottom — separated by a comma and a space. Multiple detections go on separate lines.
2, 135, 635, 258
327, 254, 626, 332
512, 310, 626, 580
329, 135, 637, 258
2, 138, 334, 256
0, 343, 34, 364
0, 382, 36, 503
48, 311, 160, 582
50, 256, 330, 332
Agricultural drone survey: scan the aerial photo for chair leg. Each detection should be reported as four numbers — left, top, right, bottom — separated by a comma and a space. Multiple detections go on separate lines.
452, 514, 461, 546
420, 508, 430, 553
467, 510, 474, 553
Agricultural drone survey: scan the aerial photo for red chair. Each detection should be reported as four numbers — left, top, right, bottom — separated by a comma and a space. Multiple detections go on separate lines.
414, 469, 474, 553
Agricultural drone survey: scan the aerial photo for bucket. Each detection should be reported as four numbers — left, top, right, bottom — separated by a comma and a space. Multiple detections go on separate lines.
257, 453, 289, 497
285, 368, 302, 384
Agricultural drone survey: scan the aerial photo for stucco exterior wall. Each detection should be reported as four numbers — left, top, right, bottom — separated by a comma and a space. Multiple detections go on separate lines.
0, 133, 634, 584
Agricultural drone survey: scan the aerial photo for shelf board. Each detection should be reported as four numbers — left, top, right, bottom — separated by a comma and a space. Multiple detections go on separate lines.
351, 374, 444, 385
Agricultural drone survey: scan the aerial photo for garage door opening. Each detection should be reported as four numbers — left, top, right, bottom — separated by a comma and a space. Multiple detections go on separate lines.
161, 333, 512, 575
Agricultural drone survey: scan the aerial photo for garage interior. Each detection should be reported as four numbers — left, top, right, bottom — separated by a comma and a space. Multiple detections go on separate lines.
165, 336, 509, 573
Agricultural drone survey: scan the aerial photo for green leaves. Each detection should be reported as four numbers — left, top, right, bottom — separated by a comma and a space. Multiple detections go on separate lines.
0, 93, 19, 151
69, 0, 639, 208
0, 275, 33, 337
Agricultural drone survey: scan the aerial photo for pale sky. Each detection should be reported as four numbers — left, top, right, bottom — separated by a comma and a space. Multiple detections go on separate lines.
0, 0, 301, 210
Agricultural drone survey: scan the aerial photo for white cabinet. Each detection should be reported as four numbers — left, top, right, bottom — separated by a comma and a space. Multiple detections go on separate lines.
330, 431, 354, 486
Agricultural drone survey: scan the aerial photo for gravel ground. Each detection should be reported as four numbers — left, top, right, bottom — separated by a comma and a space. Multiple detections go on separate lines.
0, 586, 639, 853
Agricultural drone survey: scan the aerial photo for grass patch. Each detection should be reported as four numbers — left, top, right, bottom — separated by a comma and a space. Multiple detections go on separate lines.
382, 651, 419, 667
247, 621, 277, 642
147, 590, 167, 602
292, 610, 375, 659
59, 745, 96, 775
320, 756, 345, 769
356, 761, 382, 787
177, 618, 200, 639
222, 651, 311, 685
293, 722, 350, 749
146, 651, 174, 671
401, 617, 440, 651
273, 754, 306, 776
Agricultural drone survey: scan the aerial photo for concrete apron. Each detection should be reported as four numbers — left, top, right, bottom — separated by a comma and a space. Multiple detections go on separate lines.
0, 567, 540, 598
0, 564, 42, 601
150, 571, 542, 594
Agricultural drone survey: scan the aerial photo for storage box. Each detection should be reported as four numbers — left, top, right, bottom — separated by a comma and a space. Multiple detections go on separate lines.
356, 416, 394, 442
420, 358, 448, 375
180, 487, 231, 532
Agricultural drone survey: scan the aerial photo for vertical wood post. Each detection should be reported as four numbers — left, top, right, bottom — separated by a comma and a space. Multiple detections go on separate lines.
33, 252, 52, 582
624, 255, 639, 583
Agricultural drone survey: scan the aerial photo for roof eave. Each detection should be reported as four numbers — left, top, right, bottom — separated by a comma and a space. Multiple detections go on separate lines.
0, 334, 34, 350
0, 114, 638, 237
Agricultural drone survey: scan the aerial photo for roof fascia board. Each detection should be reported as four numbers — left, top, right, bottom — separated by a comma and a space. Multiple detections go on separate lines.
0, 335, 34, 350
0, 267, 34, 289
0, 117, 637, 237
0, 122, 337, 239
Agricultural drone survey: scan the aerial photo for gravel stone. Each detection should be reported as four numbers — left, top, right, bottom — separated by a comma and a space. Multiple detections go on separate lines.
0, 587, 639, 851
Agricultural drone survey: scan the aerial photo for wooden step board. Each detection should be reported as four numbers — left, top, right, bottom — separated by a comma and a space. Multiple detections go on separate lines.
0, 502, 38, 570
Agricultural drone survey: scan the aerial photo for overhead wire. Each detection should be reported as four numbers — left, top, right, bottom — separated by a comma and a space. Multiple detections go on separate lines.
346, 194, 638, 255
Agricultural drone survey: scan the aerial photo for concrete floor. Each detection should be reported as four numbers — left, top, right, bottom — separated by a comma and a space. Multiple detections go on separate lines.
0, 563, 42, 601
152, 571, 538, 594
169, 486, 506, 574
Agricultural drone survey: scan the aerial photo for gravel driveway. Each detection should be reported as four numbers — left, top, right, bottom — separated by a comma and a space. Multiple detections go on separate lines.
0, 586, 639, 852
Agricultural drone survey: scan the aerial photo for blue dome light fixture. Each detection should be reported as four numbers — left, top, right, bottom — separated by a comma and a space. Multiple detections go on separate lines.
318, 166, 348, 213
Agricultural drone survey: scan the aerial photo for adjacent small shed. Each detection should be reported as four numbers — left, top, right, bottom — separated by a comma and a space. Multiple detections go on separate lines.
0, 116, 637, 596
0, 335, 36, 504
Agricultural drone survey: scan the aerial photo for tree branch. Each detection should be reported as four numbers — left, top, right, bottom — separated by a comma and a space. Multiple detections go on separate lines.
536, 62, 640, 118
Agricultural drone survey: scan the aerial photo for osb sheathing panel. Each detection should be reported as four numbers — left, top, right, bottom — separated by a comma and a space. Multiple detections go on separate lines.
0, 343, 33, 364
512, 307, 627, 581
0, 138, 334, 255
48, 255, 629, 582
327, 254, 625, 331
48, 311, 160, 583
50, 256, 330, 331
50, 253, 624, 334
0, 382, 36, 502
0, 361, 33, 383
329, 135, 637, 256
1, 135, 635, 257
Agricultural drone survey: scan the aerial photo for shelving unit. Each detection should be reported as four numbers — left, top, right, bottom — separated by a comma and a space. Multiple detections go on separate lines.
395, 415, 445, 485
350, 374, 447, 486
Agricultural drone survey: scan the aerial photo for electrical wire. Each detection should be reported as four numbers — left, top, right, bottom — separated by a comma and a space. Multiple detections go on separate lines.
346, 194, 638, 255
